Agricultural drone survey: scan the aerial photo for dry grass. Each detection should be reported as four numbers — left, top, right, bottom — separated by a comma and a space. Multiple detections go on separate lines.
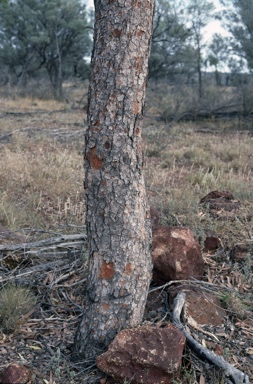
143, 121, 253, 246
0, 82, 252, 382
0, 139, 85, 230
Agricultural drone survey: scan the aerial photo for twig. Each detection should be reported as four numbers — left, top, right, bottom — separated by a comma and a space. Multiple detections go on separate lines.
172, 292, 250, 384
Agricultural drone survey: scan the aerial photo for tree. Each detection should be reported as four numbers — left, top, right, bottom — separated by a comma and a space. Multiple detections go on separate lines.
221, 0, 253, 72
73, 0, 155, 360
185, 0, 215, 97
207, 33, 230, 86
149, 0, 192, 81
0, 0, 91, 97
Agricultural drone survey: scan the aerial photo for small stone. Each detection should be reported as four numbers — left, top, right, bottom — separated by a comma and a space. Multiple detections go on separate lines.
148, 310, 157, 318
0, 363, 31, 384
204, 230, 220, 251
169, 285, 225, 326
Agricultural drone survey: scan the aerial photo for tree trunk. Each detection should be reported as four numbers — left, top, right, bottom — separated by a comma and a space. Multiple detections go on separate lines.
54, 31, 63, 99
197, 45, 202, 98
73, 0, 155, 360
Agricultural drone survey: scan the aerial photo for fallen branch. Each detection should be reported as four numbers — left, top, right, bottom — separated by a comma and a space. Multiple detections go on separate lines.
0, 233, 86, 253
173, 292, 249, 384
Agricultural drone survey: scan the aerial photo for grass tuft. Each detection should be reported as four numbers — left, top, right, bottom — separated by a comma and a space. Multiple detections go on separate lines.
0, 284, 36, 333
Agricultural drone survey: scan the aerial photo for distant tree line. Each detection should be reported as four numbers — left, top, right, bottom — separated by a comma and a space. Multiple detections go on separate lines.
0, 0, 93, 98
0, 0, 253, 99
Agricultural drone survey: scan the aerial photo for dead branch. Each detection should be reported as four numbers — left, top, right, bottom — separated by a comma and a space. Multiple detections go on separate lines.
0, 233, 86, 254
172, 292, 249, 384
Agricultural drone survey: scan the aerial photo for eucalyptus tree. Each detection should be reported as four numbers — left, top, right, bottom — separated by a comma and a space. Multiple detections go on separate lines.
221, 0, 253, 72
208, 33, 230, 85
0, 0, 91, 97
149, 0, 193, 81
185, 0, 215, 97
73, 0, 155, 359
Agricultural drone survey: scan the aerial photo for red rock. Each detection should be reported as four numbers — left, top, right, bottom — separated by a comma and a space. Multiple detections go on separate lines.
0, 364, 31, 384
200, 190, 234, 203
152, 226, 204, 284
169, 286, 225, 326
204, 230, 220, 251
200, 190, 240, 212
231, 244, 253, 264
96, 324, 186, 384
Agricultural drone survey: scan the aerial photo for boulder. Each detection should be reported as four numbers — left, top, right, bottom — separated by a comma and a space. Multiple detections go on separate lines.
96, 324, 186, 384
169, 285, 226, 326
152, 226, 204, 284
0, 364, 31, 384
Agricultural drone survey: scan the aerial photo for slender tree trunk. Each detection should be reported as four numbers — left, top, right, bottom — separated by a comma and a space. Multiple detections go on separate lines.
73, 0, 155, 360
54, 31, 63, 99
197, 45, 202, 98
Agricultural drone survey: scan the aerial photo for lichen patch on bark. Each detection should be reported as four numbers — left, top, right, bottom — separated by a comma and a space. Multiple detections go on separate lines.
124, 263, 132, 275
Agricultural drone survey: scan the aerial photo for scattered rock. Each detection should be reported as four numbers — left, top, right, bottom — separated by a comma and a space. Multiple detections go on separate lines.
152, 226, 204, 284
200, 190, 240, 214
96, 324, 186, 384
203, 230, 220, 252
200, 190, 234, 204
0, 364, 31, 384
231, 244, 253, 264
144, 290, 167, 321
169, 285, 226, 326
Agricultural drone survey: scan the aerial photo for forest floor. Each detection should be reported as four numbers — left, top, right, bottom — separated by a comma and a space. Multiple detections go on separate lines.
0, 81, 252, 383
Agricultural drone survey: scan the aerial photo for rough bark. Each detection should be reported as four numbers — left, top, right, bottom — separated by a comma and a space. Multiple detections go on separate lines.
73, 0, 155, 359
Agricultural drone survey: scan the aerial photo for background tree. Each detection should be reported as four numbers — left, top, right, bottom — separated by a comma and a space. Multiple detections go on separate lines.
73, 0, 155, 359
207, 33, 230, 86
185, 0, 215, 97
149, 0, 192, 81
221, 0, 253, 72
0, 0, 91, 97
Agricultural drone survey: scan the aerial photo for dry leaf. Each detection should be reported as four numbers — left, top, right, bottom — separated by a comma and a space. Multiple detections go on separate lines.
246, 347, 253, 355
26, 344, 42, 351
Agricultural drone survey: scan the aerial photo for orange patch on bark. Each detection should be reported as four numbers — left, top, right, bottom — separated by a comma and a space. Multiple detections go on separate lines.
134, 102, 139, 115
94, 120, 100, 126
124, 263, 132, 275
135, 56, 142, 70
134, 0, 141, 7
137, 30, 144, 37
87, 147, 103, 170
104, 141, 111, 150
100, 260, 115, 280
113, 29, 122, 38
101, 302, 110, 310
